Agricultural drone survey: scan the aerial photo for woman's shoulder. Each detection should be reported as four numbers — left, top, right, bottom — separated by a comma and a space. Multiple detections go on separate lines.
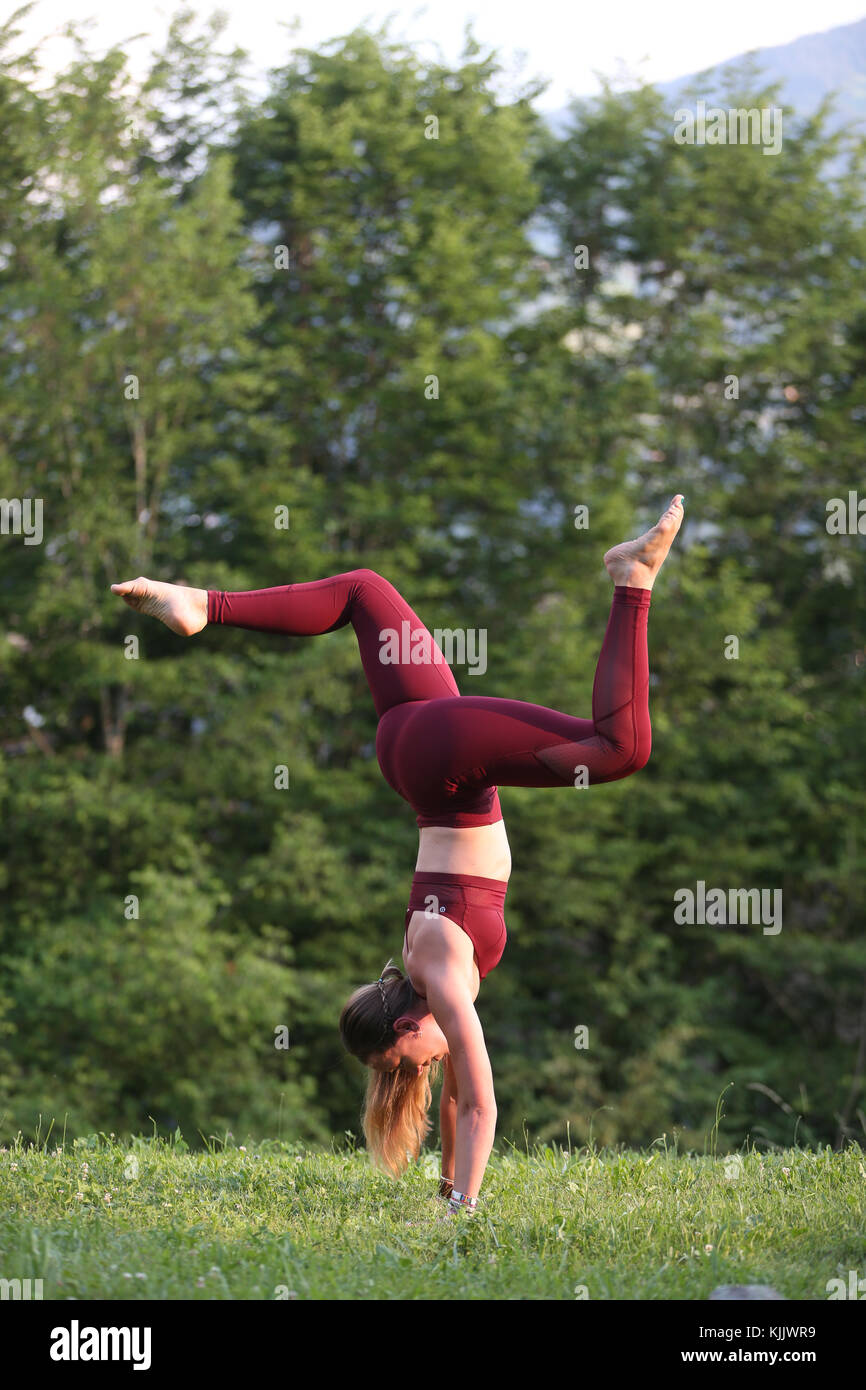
403, 910, 480, 1002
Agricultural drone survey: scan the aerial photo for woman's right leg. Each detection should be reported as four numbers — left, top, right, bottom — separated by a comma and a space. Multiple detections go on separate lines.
111, 567, 460, 717
206, 569, 460, 718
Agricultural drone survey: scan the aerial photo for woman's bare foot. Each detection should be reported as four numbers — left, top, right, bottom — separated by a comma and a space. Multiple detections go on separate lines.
603, 494, 685, 590
110, 577, 208, 635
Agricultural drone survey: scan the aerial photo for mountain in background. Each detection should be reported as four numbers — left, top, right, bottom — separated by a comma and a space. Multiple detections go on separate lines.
659, 14, 866, 129
548, 15, 866, 132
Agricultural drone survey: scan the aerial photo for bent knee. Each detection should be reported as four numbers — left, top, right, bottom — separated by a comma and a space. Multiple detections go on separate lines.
606, 736, 651, 780
625, 738, 652, 775
352, 567, 390, 590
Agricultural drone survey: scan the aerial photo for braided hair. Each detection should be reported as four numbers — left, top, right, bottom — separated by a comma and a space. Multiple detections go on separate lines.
338, 960, 415, 1063
375, 976, 393, 1046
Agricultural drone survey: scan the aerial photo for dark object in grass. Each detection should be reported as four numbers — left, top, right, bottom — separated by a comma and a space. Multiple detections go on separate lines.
709, 1284, 786, 1300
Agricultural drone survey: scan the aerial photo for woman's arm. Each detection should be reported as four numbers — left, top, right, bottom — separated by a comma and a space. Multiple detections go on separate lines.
424, 967, 497, 1200
439, 1053, 458, 1182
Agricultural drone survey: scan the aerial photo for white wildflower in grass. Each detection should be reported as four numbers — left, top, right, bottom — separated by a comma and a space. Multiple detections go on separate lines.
704, 1244, 714, 1254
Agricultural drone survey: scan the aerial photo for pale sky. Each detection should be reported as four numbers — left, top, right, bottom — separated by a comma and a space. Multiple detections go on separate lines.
6, 0, 866, 108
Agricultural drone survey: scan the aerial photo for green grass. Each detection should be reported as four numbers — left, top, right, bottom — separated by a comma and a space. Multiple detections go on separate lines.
0, 1132, 864, 1300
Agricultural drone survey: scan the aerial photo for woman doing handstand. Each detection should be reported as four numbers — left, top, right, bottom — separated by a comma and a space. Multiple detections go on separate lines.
111, 495, 684, 1214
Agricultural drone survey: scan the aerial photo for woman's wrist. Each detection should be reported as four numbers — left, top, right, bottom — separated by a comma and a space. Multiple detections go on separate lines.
446, 1189, 479, 1214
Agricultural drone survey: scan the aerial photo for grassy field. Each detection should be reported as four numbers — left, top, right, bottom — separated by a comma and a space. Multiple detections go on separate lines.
0, 1132, 863, 1300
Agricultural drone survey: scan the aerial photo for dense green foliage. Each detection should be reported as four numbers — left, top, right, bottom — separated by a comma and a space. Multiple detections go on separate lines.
0, 1133, 863, 1299
0, 9, 864, 1155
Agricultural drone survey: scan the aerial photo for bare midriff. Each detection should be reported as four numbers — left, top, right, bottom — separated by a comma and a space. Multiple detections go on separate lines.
414, 820, 512, 882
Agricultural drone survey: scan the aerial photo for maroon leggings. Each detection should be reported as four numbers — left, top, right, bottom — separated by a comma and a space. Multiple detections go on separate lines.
207, 569, 652, 826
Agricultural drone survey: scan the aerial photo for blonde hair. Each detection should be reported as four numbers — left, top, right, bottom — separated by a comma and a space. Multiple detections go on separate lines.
339, 960, 442, 1178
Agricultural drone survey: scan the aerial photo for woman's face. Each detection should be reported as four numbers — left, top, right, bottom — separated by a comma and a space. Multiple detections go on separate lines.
372, 1015, 449, 1075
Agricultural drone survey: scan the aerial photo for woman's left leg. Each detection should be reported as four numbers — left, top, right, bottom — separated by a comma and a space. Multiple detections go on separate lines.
397, 584, 652, 808
392, 492, 685, 807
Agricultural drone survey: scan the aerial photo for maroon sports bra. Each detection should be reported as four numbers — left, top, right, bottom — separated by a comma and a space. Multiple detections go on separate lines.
404, 870, 508, 980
